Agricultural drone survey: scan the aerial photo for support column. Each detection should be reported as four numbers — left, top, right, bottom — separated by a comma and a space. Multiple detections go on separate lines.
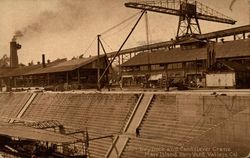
195, 58, 198, 80
121, 54, 124, 64
78, 68, 80, 84
118, 55, 121, 78
27, 76, 30, 87
14, 77, 17, 87
30, 76, 33, 87
47, 73, 50, 86
66, 72, 69, 84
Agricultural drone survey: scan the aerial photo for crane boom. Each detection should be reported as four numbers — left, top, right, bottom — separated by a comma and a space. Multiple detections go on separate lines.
125, 0, 236, 39
125, 1, 236, 24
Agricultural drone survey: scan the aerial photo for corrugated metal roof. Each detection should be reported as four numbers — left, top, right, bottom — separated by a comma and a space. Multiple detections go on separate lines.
0, 56, 102, 77
0, 59, 66, 78
122, 39, 250, 66
25, 56, 99, 75
0, 122, 78, 143
0, 68, 12, 77
107, 25, 250, 58
0, 65, 41, 78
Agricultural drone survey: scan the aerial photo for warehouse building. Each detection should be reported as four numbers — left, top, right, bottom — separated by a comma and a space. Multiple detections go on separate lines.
121, 38, 250, 88
0, 55, 107, 91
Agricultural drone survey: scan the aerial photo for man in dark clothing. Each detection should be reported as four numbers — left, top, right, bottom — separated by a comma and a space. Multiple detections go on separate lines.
136, 127, 140, 137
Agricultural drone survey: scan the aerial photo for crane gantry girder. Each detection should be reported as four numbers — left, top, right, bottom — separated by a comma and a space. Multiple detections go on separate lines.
125, 0, 236, 39
125, 1, 236, 24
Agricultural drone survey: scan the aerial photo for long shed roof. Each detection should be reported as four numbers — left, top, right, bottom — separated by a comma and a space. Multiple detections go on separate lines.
0, 56, 103, 78
122, 39, 250, 67
25, 56, 99, 75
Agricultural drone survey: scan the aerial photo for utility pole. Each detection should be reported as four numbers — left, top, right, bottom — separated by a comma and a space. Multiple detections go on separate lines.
98, 10, 146, 85
145, 11, 151, 71
97, 35, 101, 91
145, 11, 150, 47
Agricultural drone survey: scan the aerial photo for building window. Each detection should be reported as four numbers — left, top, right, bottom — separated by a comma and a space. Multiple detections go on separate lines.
186, 60, 205, 69
140, 65, 148, 71
167, 63, 182, 69
198, 60, 205, 68
134, 66, 140, 71
151, 64, 164, 70
186, 61, 196, 68
123, 67, 133, 72
167, 64, 173, 69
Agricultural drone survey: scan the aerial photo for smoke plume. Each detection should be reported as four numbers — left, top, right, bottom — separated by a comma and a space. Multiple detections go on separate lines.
14, 0, 89, 39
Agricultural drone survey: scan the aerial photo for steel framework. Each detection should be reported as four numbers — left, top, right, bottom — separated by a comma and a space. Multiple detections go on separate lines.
125, 0, 236, 39
106, 25, 250, 61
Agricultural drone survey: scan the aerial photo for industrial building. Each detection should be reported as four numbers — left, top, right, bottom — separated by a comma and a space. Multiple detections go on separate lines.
2, 29, 250, 90
120, 27, 250, 89
0, 56, 107, 91
0, 54, 107, 91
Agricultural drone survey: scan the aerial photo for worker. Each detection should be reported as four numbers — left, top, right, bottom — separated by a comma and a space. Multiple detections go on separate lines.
165, 78, 172, 91
136, 127, 140, 137
108, 79, 112, 91
119, 78, 123, 90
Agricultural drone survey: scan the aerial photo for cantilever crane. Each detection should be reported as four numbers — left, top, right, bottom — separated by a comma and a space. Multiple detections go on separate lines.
125, 0, 236, 39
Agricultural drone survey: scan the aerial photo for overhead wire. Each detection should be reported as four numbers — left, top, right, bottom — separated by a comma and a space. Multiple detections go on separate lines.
101, 14, 141, 41
100, 11, 142, 36
100, 20, 138, 51
83, 10, 149, 58
100, 37, 114, 52
82, 37, 97, 56
99, 11, 143, 54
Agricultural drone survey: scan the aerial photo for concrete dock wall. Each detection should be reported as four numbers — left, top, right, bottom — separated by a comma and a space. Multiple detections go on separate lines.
0, 91, 250, 157
177, 94, 250, 157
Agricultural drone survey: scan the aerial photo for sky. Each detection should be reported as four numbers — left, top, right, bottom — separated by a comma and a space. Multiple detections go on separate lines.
0, 0, 249, 65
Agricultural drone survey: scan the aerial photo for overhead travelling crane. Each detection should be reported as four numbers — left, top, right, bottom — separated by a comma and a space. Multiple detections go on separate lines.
96, 0, 237, 89
125, 0, 236, 39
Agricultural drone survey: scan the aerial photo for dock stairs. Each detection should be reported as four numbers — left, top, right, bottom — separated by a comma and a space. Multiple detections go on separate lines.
105, 93, 154, 158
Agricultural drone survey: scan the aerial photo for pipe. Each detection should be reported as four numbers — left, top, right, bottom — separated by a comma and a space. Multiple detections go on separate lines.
42, 54, 46, 68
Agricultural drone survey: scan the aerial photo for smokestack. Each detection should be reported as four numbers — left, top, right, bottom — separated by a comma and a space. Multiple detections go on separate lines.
10, 37, 21, 69
42, 54, 46, 68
